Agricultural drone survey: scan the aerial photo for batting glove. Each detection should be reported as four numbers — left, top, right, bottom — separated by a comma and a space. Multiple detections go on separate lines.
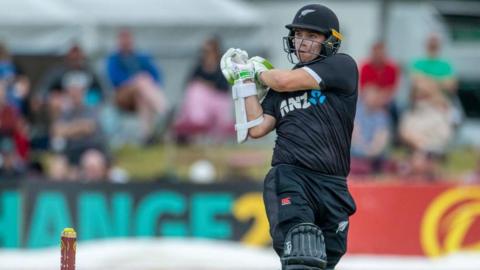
249, 56, 274, 87
221, 48, 253, 85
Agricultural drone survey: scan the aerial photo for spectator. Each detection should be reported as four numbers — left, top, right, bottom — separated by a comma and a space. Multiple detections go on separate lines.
106, 28, 170, 143
31, 44, 105, 150
0, 137, 24, 179
47, 154, 70, 181
0, 79, 29, 177
410, 34, 461, 126
79, 147, 128, 183
351, 88, 391, 175
0, 44, 15, 83
359, 41, 400, 138
411, 34, 457, 94
79, 149, 108, 182
173, 37, 234, 144
49, 73, 107, 180
398, 77, 454, 180
0, 42, 30, 115
360, 41, 400, 108
36, 43, 105, 108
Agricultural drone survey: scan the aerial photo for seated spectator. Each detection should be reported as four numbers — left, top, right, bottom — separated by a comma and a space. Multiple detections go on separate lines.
36, 43, 105, 107
47, 154, 71, 181
106, 29, 170, 143
359, 41, 400, 142
351, 88, 391, 175
410, 34, 461, 126
0, 44, 15, 83
0, 79, 29, 178
174, 37, 234, 144
78, 149, 129, 183
49, 74, 107, 180
0, 138, 24, 179
31, 43, 105, 150
0, 42, 30, 115
399, 77, 454, 181
400, 78, 453, 154
360, 41, 400, 108
79, 149, 108, 182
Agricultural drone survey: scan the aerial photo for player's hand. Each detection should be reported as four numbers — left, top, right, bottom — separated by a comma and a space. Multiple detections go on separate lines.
249, 56, 274, 86
221, 48, 254, 84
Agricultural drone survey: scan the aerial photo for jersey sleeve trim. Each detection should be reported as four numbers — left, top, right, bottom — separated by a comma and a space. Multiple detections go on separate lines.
302, 66, 322, 85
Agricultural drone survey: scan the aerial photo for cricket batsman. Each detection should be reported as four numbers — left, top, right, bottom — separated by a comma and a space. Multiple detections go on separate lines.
221, 4, 358, 270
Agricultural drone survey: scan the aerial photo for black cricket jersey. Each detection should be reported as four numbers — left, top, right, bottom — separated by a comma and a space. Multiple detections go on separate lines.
261, 53, 358, 177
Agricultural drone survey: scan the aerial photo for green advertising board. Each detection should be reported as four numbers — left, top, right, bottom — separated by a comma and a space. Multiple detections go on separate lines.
0, 180, 270, 248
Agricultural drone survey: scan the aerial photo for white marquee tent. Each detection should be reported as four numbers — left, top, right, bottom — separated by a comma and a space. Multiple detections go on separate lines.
0, 0, 265, 104
0, 0, 263, 56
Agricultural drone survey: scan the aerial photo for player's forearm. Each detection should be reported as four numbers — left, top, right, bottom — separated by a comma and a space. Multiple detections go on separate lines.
245, 96, 272, 138
245, 95, 263, 121
260, 69, 297, 92
241, 79, 264, 122
260, 69, 318, 92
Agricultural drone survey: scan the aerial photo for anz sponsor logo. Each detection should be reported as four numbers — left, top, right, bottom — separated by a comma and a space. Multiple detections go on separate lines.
280, 90, 326, 117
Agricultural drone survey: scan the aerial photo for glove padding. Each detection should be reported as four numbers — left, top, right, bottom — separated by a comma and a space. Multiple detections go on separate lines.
220, 49, 269, 143
250, 56, 274, 85
220, 48, 254, 85
249, 56, 274, 100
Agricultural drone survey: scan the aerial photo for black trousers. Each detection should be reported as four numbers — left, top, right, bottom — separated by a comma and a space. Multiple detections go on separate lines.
263, 164, 356, 269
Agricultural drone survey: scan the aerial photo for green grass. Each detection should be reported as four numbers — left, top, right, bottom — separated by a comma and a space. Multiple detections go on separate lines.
113, 144, 479, 182
444, 147, 479, 176
114, 143, 273, 181
36, 145, 479, 182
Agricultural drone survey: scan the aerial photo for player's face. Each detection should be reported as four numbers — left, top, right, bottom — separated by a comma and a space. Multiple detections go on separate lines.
293, 29, 326, 63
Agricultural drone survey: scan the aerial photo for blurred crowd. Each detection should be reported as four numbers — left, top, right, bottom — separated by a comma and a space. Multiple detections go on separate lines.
0, 29, 478, 183
0, 29, 234, 182
351, 34, 466, 181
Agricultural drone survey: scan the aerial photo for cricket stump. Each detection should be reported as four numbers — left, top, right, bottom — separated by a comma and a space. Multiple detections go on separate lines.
60, 228, 76, 270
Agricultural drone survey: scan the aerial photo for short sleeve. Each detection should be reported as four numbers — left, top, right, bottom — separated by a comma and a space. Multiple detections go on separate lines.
305, 54, 358, 95
411, 58, 455, 79
441, 61, 455, 78
261, 89, 279, 119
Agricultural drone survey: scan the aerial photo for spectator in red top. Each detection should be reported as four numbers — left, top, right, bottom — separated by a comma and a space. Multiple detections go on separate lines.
360, 41, 401, 143
360, 41, 400, 108
0, 79, 29, 177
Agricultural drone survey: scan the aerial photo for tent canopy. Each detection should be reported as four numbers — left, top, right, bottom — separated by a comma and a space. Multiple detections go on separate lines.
0, 0, 262, 55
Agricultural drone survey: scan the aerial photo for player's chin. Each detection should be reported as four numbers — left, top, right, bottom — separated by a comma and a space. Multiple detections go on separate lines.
298, 52, 315, 63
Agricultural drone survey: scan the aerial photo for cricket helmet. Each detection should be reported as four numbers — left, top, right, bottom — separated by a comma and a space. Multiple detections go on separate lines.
283, 4, 343, 64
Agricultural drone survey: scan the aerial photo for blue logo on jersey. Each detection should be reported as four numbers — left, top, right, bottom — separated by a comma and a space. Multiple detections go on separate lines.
279, 91, 326, 117
309, 90, 326, 105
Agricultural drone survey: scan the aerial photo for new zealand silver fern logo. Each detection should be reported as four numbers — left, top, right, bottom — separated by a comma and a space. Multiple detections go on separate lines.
336, 221, 349, 234
299, 9, 315, 17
